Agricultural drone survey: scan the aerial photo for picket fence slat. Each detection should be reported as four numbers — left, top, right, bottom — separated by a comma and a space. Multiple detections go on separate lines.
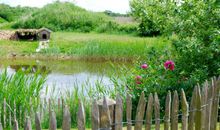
91, 100, 99, 130
201, 82, 208, 130
126, 94, 132, 130
24, 117, 32, 130
62, 105, 71, 130
115, 94, 123, 130
0, 77, 219, 130
210, 78, 220, 130
145, 93, 153, 130
49, 111, 57, 130
13, 119, 19, 130
154, 93, 160, 130
35, 112, 41, 130
181, 89, 188, 130
171, 91, 179, 130
134, 92, 146, 130
77, 100, 86, 130
188, 87, 197, 130
164, 91, 171, 130
195, 86, 202, 130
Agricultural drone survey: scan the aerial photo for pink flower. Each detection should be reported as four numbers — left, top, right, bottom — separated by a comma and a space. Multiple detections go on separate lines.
164, 60, 175, 71
136, 81, 142, 84
136, 75, 142, 80
141, 64, 148, 69
135, 75, 142, 84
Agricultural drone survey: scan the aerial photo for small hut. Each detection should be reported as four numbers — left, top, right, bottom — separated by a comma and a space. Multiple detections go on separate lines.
14, 28, 52, 41
37, 28, 52, 41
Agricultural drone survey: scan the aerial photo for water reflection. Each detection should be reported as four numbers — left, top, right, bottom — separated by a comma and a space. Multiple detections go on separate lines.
0, 59, 131, 94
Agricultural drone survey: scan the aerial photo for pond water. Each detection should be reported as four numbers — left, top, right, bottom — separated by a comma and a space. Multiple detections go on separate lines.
0, 59, 132, 95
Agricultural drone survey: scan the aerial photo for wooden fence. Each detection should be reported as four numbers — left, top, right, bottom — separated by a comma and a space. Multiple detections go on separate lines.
0, 77, 220, 130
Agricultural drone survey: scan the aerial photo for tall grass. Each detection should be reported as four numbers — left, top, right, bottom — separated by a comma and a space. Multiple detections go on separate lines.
40, 32, 170, 61
0, 69, 46, 127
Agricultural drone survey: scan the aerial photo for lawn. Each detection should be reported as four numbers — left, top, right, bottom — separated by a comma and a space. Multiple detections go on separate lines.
0, 32, 170, 61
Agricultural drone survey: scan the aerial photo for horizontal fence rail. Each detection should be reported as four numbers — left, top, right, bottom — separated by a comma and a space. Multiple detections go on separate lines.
0, 77, 220, 130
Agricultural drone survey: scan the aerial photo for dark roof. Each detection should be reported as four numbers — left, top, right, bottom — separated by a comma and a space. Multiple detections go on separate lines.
37, 28, 52, 33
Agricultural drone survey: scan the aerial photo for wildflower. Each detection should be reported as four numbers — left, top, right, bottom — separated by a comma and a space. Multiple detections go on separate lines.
136, 81, 142, 84
135, 75, 142, 84
164, 60, 175, 71
136, 75, 142, 80
141, 64, 148, 69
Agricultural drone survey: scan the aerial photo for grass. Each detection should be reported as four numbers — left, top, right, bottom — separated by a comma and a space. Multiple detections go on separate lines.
0, 32, 170, 61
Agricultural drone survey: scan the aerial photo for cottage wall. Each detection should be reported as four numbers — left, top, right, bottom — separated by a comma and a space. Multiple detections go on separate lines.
38, 30, 50, 41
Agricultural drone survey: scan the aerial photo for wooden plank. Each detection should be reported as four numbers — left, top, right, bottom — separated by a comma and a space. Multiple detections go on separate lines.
154, 93, 160, 130
24, 117, 32, 130
188, 87, 197, 130
126, 94, 132, 130
91, 100, 99, 130
77, 100, 86, 130
115, 94, 123, 130
13, 119, 19, 130
201, 82, 208, 130
134, 92, 146, 130
35, 112, 41, 130
171, 91, 179, 130
49, 111, 57, 130
164, 91, 171, 130
210, 78, 220, 130
62, 105, 71, 130
181, 89, 188, 130
0, 123, 3, 130
195, 86, 202, 130
205, 82, 213, 130
145, 93, 153, 130
99, 97, 111, 129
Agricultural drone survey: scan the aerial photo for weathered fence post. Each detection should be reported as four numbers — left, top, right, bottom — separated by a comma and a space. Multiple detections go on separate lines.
0, 123, 3, 130
210, 78, 220, 130
126, 94, 132, 130
35, 112, 41, 130
97, 97, 115, 130
24, 117, 32, 130
171, 91, 179, 130
134, 92, 146, 130
62, 105, 71, 130
13, 119, 19, 130
91, 100, 99, 130
154, 93, 160, 130
195, 86, 202, 130
164, 91, 171, 130
188, 87, 197, 130
49, 111, 57, 130
115, 94, 123, 130
181, 89, 188, 130
77, 100, 85, 130
145, 93, 153, 130
201, 82, 208, 130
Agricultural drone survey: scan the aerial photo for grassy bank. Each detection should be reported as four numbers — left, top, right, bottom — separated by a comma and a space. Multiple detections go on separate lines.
0, 32, 170, 61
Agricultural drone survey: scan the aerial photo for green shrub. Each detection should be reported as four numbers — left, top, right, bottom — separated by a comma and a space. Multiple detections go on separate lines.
0, 4, 36, 22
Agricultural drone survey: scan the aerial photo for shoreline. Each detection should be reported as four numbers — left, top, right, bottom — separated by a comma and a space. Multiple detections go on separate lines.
0, 54, 135, 62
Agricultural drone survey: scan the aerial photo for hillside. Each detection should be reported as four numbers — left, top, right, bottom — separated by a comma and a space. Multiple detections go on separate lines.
0, 4, 36, 22
12, 2, 112, 32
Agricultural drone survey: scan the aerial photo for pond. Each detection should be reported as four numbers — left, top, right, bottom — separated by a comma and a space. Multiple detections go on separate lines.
0, 59, 132, 96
